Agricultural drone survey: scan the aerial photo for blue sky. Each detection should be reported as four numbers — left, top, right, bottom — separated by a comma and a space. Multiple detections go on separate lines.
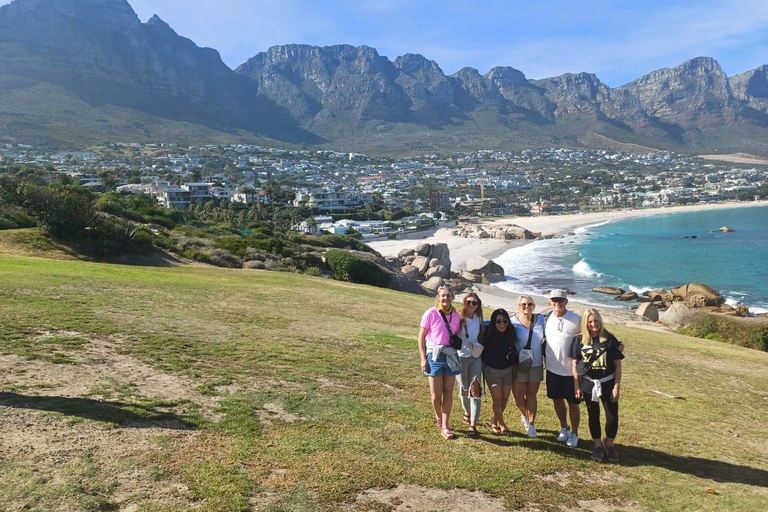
5, 0, 768, 86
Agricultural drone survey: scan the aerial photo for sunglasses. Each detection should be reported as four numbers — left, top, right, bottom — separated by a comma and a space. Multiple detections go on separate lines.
551, 298, 566, 303
465, 300, 478, 306
520, 303, 534, 307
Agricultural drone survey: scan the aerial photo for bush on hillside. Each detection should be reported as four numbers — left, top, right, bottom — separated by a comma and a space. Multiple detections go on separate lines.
677, 311, 768, 351
324, 249, 389, 288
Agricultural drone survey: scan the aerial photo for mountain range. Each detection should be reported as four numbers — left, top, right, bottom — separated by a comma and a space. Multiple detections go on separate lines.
2, 0, 768, 155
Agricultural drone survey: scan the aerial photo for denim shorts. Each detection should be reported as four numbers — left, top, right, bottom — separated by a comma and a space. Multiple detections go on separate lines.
424, 352, 461, 377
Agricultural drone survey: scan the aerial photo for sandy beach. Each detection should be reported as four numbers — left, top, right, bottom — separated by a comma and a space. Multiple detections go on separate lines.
367, 200, 768, 326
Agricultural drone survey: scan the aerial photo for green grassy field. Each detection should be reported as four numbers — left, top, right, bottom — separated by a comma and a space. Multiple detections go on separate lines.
0, 229, 766, 511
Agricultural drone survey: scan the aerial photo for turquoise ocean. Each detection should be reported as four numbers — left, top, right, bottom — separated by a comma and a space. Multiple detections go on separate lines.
493, 204, 768, 315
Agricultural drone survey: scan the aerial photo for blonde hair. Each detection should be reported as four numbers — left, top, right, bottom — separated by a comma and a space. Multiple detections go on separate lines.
580, 308, 611, 344
518, 294, 536, 309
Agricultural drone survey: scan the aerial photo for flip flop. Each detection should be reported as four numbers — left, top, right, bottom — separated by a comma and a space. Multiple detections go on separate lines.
441, 427, 455, 440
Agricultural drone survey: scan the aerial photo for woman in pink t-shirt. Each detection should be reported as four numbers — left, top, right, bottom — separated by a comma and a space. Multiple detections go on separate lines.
418, 286, 462, 439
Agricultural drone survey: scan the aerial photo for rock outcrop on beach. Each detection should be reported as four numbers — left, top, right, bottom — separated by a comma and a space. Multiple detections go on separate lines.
387, 242, 504, 295
453, 222, 538, 241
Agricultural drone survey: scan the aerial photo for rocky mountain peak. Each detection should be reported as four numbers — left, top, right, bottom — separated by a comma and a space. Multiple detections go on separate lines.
486, 66, 528, 86
393, 53, 444, 75
0, 0, 141, 31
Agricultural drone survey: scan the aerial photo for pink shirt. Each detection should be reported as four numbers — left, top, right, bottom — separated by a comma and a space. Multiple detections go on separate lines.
420, 307, 461, 346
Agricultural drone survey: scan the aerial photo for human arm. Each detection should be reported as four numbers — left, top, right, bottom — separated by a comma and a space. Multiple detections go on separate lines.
572, 357, 583, 400
418, 327, 429, 373
611, 359, 622, 402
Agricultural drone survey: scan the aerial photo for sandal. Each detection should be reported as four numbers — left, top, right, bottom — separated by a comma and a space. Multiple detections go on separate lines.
441, 427, 455, 440
486, 422, 502, 435
435, 416, 442, 430
462, 413, 471, 425
465, 426, 479, 438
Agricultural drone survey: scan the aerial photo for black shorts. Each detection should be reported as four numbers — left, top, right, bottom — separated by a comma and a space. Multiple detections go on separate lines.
546, 372, 580, 405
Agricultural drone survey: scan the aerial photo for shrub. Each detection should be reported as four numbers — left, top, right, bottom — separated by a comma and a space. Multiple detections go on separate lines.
324, 249, 389, 288
677, 311, 768, 351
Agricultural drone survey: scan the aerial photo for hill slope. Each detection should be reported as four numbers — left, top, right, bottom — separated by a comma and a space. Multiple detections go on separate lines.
0, 231, 766, 511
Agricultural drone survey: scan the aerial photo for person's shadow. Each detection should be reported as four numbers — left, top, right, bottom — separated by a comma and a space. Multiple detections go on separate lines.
0, 392, 198, 430
476, 427, 768, 487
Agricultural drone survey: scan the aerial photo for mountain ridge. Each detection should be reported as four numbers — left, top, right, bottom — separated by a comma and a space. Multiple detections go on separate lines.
2, 0, 768, 155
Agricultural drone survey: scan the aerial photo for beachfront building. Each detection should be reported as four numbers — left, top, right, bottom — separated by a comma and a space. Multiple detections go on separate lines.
293, 187, 363, 211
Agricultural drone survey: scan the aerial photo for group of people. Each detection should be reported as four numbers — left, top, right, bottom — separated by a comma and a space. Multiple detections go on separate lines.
417, 286, 624, 462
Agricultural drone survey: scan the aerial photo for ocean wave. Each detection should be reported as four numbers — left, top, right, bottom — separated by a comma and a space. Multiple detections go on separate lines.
628, 285, 655, 295
573, 259, 603, 278
574, 219, 612, 235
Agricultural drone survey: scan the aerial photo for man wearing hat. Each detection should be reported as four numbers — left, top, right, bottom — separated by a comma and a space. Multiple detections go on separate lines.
544, 289, 581, 448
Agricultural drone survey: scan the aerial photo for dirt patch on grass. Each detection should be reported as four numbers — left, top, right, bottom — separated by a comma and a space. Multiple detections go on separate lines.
1, 331, 222, 420
344, 484, 640, 512
346, 484, 510, 512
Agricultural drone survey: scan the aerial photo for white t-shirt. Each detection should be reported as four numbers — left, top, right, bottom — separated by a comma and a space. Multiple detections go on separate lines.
458, 315, 482, 358
544, 310, 582, 376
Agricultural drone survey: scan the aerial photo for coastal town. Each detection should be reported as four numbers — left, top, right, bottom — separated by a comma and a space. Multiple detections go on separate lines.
2, 143, 767, 237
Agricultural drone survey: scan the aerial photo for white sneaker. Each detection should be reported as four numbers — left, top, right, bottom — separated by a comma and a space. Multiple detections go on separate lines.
526, 425, 537, 438
566, 432, 579, 448
556, 427, 571, 442
521, 415, 530, 430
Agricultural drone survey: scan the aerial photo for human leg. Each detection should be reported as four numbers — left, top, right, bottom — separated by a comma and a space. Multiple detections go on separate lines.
441, 374, 456, 432
467, 357, 483, 427
428, 375, 445, 430
526, 381, 541, 424
456, 357, 472, 423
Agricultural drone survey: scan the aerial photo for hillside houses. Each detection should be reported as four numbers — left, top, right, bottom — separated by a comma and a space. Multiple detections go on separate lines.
2, 142, 766, 215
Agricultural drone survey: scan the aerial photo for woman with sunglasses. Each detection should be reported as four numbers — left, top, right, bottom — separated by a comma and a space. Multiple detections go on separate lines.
510, 294, 546, 438
456, 293, 485, 438
418, 286, 462, 440
482, 308, 515, 435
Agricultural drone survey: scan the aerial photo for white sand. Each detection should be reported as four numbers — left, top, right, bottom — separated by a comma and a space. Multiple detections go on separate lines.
367, 200, 768, 327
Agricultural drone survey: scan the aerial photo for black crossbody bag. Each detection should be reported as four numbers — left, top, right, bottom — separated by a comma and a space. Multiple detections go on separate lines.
439, 310, 463, 350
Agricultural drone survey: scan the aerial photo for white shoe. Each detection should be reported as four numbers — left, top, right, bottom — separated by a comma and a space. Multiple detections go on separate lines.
521, 415, 530, 430
566, 432, 579, 448
527, 425, 537, 438
557, 427, 571, 442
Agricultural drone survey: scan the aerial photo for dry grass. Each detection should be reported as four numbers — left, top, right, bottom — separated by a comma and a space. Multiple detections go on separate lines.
0, 229, 767, 511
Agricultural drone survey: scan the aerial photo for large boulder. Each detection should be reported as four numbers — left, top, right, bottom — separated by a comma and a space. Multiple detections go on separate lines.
482, 272, 505, 284
397, 247, 415, 260
342, 250, 430, 296
636, 302, 659, 322
593, 286, 625, 295
425, 265, 450, 279
414, 243, 431, 256
615, 291, 638, 301
659, 301, 693, 328
411, 255, 431, 274
671, 283, 725, 308
430, 243, 452, 269
400, 265, 421, 279
466, 256, 505, 276
718, 226, 735, 232
421, 276, 445, 294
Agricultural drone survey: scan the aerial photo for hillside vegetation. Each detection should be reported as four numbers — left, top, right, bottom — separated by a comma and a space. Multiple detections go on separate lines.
0, 231, 766, 512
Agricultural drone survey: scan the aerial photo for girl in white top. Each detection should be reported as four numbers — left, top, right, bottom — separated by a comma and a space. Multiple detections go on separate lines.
510, 294, 546, 438
456, 292, 484, 438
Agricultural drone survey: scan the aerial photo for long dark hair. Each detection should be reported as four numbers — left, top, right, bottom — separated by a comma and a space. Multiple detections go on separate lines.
485, 308, 513, 347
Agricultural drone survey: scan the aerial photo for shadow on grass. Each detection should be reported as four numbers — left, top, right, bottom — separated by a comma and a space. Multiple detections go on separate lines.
0, 392, 198, 429
618, 444, 768, 487
464, 426, 768, 486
